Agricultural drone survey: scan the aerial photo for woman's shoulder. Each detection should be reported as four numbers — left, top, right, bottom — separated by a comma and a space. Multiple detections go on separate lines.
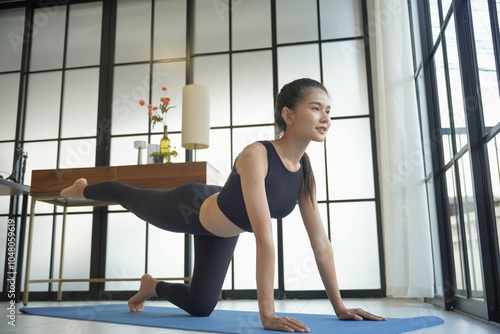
240, 141, 267, 158
236, 142, 268, 174
242, 141, 267, 155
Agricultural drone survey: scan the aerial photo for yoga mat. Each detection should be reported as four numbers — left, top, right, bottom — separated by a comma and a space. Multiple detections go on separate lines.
20, 304, 444, 334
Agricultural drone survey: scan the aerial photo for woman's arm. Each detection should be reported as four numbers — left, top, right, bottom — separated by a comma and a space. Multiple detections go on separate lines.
238, 143, 310, 332
298, 188, 386, 321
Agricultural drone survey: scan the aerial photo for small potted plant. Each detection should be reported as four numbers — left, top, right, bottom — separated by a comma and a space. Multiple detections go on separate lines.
150, 150, 179, 163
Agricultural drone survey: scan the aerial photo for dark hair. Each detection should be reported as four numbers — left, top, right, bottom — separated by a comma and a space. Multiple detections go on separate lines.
274, 78, 329, 205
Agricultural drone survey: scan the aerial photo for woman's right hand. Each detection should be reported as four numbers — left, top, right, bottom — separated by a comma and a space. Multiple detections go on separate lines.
261, 314, 310, 333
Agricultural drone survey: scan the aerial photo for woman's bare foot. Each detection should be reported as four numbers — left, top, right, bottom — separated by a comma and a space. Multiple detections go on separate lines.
60, 178, 88, 199
128, 274, 159, 312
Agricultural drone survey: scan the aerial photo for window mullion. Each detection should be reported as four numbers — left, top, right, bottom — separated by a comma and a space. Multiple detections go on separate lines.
417, 0, 456, 311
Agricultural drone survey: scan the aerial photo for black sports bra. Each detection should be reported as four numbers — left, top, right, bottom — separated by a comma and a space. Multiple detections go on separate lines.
217, 141, 304, 232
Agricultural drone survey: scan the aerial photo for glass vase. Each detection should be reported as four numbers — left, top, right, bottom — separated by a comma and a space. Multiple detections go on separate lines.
160, 125, 171, 163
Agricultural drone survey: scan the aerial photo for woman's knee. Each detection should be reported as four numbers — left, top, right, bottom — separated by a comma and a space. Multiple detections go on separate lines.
186, 301, 216, 317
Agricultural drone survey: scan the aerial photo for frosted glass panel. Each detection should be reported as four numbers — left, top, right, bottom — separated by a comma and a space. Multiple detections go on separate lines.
112, 64, 151, 135
106, 212, 146, 290
222, 258, 232, 290
278, 44, 321, 89
446, 167, 466, 293
322, 40, 369, 117
154, 0, 186, 59
0, 143, 14, 180
458, 153, 484, 298
284, 204, 328, 291
147, 225, 184, 278
0, 73, 20, 141
429, 0, 441, 43
471, 2, 500, 128
151, 61, 185, 132
233, 223, 278, 289
0, 198, 10, 215
115, 0, 151, 64
59, 139, 96, 169
23, 141, 58, 188
276, 0, 318, 44
232, 0, 272, 50
26, 215, 53, 291
417, 70, 433, 176
410, 0, 422, 67
327, 118, 375, 199
51, 214, 92, 291
487, 137, 500, 287
192, 55, 230, 127
232, 51, 274, 126
330, 201, 381, 289
442, 0, 453, 14
0, 8, 25, 72
319, 0, 363, 39
66, 2, 102, 68
233, 233, 256, 289
30, 6, 66, 71
426, 178, 443, 296
435, 44, 453, 164
193, 0, 229, 53
446, 16, 468, 151
25, 72, 62, 141
61, 68, 99, 138
232, 126, 275, 158
110, 135, 148, 166
195, 129, 232, 178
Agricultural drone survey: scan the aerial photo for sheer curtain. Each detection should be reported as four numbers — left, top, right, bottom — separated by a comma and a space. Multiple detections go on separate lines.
368, 0, 434, 298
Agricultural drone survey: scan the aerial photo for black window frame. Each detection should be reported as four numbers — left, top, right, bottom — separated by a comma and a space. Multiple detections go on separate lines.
413, 0, 500, 322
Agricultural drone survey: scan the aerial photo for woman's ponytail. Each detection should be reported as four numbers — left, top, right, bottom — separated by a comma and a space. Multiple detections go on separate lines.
300, 152, 316, 204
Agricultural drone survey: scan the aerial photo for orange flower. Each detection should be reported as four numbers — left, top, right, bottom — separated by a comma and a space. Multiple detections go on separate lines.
139, 87, 176, 129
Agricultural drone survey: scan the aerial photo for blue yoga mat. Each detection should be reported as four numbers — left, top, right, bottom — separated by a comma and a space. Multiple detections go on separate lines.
20, 304, 444, 333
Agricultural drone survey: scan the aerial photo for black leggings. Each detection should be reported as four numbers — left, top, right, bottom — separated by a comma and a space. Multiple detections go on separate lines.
84, 182, 239, 316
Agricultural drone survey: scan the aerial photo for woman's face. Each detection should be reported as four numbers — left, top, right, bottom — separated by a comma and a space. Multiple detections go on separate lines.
287, 88, 331, 142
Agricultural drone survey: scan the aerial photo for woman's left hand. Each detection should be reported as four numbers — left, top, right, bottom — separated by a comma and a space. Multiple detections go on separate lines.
336, 307, 387, 321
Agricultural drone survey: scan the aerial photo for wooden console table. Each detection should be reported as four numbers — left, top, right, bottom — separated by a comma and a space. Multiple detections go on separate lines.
23, 162, 223, 305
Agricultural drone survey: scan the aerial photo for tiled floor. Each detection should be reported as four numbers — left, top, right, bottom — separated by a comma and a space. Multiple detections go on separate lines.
1, 298, 499, 333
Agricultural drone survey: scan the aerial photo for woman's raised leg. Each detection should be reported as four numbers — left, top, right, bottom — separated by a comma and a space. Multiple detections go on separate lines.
62, 180, 221, 235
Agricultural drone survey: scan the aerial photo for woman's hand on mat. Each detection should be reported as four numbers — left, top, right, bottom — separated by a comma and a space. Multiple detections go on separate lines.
336, 307, 387, 321
262, 314, 310, 332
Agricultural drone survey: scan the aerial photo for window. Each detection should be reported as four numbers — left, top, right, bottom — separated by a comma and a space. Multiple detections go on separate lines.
0, 0, 383, 301
410, 0, 500, 322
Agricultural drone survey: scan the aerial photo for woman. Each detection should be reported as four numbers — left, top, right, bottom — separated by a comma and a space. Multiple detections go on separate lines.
61, 78, 386, 332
